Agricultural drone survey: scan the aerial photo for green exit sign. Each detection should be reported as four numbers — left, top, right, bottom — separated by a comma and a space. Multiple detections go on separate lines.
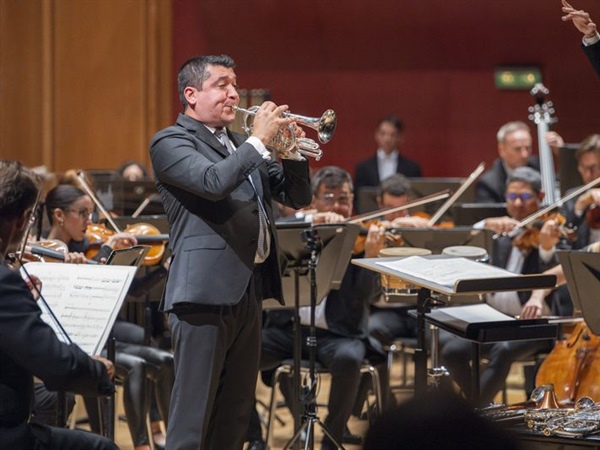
495, 67, 542, 90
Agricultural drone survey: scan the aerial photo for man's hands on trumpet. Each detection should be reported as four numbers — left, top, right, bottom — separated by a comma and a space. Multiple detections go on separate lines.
250, 101, 293, 145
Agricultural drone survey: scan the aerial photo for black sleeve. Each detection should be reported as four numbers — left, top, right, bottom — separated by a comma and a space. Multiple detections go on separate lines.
0, 267, 114, 397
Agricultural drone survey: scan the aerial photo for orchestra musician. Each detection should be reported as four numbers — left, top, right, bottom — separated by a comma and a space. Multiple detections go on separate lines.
354, 116, 422, 212
245, 166, 385, 450
149, 55, 312, 450
365, 174, 430, 410
0, 159, 117, 450
475, 121, 540, 203
440, 167, 569, 406
560, 134, 600, 249
44, 183, 173, 450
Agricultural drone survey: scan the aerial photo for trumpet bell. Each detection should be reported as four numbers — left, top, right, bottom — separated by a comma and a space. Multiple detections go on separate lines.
286, 109, 337, 144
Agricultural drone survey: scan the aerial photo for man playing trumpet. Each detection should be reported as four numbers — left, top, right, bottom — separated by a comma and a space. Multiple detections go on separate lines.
150, 54, 312, 450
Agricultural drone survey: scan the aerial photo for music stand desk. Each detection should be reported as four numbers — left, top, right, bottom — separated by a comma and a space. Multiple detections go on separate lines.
558, 250, 600, 335
353, 255, 558, 402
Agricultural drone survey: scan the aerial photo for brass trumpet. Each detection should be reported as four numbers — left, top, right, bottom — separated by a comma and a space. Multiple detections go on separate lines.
232, 105, 336, 161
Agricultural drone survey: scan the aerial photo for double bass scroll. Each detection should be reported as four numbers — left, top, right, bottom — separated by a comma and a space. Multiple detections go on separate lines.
529, 83, 559, 206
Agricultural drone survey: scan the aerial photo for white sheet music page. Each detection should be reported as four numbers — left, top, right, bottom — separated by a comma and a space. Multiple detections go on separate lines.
376, 256, 515, 288
437, 303, 516, 323
22, 262, 137, 355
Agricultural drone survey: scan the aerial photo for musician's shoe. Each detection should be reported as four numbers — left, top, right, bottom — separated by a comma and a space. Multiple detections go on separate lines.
247, 439, 266, 450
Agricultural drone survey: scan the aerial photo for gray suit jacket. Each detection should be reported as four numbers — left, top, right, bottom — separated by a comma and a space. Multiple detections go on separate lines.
150, 114, 312, 310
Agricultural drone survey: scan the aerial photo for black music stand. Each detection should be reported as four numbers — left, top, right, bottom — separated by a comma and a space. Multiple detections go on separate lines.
394, 227, 495, 257
558, 251, 600, 335
272, 222, 358, 450
352, 254, 557, 404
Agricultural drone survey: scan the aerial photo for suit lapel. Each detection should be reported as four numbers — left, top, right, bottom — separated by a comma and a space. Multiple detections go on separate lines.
195, 124, 230, 158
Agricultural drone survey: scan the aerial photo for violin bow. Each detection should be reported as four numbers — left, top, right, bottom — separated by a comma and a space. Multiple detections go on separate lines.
77, 171, 122, 232
508, 176, 600, 237
427, 162, 485, 227
347, 189, 451, 224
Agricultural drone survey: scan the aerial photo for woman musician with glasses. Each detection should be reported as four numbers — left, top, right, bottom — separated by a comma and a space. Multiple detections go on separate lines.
34, 183, 174, 450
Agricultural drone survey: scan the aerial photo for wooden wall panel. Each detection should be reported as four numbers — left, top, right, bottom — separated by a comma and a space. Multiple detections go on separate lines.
0, 0, 45, 166
0, 0, 172, 173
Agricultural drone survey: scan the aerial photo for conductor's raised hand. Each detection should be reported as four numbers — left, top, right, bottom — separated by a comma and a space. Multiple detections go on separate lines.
250, 101, 293, 144
562, 0, 598, 37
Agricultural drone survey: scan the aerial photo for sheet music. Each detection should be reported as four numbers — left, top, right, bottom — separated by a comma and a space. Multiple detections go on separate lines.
376, 256, 514, 288
22, 263, 137, 355
436, 303, 516, 323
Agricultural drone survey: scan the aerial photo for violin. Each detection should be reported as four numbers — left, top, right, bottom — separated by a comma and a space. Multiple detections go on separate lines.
585, 205, 600, 230
84, 222, 168, 266
347, 190, 451, 255
77, 171, 168, 266
512, 212, 576, 251
352, 219, 403, 255
535, 321, 600, 403
21, 239, 98, 265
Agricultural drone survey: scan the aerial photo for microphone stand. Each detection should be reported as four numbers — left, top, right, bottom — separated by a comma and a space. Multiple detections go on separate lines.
284, 228, 343, 450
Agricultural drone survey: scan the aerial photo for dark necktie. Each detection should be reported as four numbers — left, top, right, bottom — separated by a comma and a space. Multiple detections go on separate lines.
214, 128, 270, 262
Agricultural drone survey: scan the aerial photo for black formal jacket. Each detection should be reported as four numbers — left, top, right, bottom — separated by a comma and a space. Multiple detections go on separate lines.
561, 185, 592, 250
150, 114, 312, 310
0, 264, 113, 448
354, 153, 422, 190
475, 157, 540, 203
583, 40, 600, 79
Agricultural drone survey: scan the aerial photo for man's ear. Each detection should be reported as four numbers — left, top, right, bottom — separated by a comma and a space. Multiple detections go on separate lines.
183, 86, 198, 108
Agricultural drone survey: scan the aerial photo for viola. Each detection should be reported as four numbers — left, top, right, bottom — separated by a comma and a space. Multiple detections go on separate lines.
535, 321, 600, 403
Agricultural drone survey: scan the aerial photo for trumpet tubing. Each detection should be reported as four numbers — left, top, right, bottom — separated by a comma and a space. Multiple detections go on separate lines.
232, 105, 336, 160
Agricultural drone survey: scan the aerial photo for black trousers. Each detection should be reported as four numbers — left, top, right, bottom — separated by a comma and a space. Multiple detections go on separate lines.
165, 282, 261, 450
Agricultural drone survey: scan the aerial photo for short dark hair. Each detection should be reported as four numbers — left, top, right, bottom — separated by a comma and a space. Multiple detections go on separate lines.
0, 160, 41, 221
506, 166, 542, 194
44, 184, 88, 225
177, 55, 236, 110
310, 166, 353, 194
575, 134, 600, 162
117, 160, 149, 179
377, 115, 404, 133
378, 173, 412, 199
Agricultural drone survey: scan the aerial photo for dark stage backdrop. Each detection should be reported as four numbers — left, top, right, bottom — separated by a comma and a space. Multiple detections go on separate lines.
171, 0, 600, 180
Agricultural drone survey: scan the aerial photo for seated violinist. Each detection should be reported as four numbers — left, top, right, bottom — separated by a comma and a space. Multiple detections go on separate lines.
440, 167, 572, 406
560, 134, 600, 249
366, 174, 430, 410
43, 183, 173, 450
246, 166, 385, 450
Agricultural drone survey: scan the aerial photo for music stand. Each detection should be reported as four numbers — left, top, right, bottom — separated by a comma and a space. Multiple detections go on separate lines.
272, 222, 358, 449
99, 245, 148, 439
451, 203, 508, 226
396, 227, 495, 257
558, 251, 600, 334
353, 254, 557, 404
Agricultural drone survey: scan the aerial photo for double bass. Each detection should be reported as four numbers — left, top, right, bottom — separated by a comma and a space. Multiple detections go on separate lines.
535, 321, 600, 403
528, 83, 559, 206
